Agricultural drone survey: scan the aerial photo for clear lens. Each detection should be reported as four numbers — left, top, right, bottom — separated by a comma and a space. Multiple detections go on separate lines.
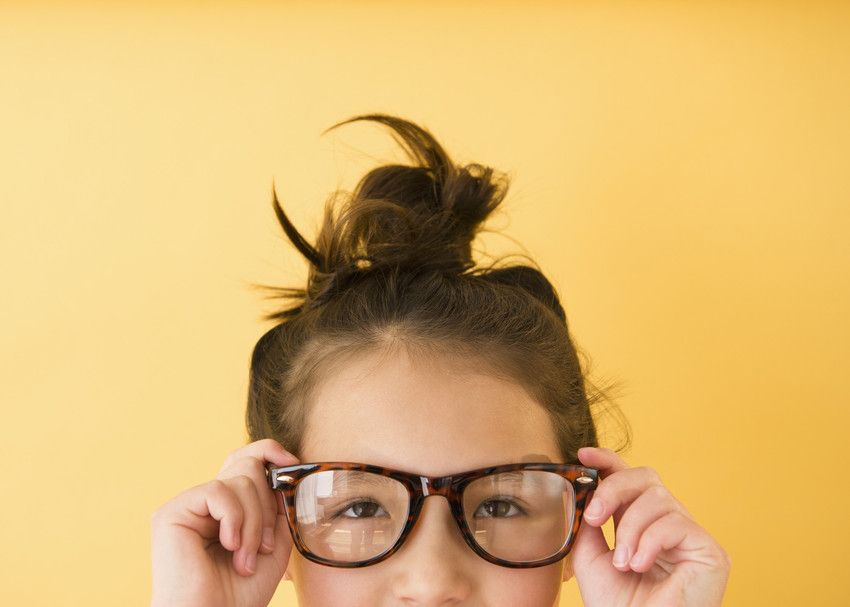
294, 470, 410, 563
461, 470, 575, 562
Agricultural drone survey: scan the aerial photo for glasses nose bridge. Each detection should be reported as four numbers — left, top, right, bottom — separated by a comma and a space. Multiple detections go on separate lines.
419, 475, 455, 500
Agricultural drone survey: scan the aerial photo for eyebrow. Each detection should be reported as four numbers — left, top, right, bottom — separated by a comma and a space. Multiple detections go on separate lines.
335, 470, 399, 487
325, 466, 556, 485
483, 470, 547, 486
486, 471, 524, 482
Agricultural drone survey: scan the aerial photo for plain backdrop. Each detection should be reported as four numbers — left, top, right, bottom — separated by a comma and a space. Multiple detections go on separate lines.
1, 1, 848, 605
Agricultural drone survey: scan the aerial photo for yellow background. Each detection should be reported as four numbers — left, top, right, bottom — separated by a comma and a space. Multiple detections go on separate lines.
1, 1, 848, 605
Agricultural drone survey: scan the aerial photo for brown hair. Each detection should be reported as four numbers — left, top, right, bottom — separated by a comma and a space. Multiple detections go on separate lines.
246, 113, 629, 463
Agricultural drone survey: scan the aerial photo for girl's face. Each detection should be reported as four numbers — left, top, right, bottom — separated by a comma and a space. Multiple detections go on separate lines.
285, 345, 572, 606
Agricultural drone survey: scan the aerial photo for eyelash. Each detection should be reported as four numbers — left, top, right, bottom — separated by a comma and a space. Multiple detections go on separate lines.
331, 496, 529, 519
334, 499, 389, 519
473, 497, 527, 519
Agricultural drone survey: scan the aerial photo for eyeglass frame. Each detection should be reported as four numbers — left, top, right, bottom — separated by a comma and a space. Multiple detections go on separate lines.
265, 461, 599, 569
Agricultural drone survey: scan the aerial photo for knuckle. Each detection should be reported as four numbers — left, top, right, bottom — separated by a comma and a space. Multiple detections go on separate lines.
637, 466, 662, 484
208, 478, 228, 493
150, 506, 166, 526
208, 480, 240, 508
666, 509, 686, 523
223, 450, 238, 466
234, 474, 255, 491
648, 484, 669, 500
245, 457, 265, 475
705, 544, 732, 570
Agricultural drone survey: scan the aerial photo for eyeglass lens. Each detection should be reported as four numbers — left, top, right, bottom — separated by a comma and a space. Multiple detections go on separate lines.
292, 469, 576, 564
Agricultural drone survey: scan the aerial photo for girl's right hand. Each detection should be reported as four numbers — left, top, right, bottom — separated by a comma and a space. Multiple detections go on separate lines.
150, 439, 299, 607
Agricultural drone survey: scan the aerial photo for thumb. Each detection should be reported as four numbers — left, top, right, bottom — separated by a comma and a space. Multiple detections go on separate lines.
570, 516, 611, 576
254, 494, 294, 581
270, 509, 294, 574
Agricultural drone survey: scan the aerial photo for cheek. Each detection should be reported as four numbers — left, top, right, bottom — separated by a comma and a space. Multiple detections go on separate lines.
289, 552, 386, 607
477, 563, 564, 605
289, 551, 565, 607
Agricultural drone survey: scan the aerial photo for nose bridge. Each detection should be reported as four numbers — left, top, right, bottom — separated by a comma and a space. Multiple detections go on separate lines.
390, 476, 474, 603
413, 476, 464, 542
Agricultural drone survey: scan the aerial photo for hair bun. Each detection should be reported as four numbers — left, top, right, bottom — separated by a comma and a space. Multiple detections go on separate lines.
271, 114, 511, 310
274, 114, 509, 294
337, 161, 501, 275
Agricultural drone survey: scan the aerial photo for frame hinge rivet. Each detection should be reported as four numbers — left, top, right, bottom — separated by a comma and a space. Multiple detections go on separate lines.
576, 476, 593, 484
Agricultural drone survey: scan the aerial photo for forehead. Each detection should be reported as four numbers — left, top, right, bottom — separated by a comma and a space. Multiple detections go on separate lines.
300, 344, 562, 476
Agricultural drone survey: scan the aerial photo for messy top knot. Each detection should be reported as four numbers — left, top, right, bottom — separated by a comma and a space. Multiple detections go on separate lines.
268, 113, 514, 319
247, 113, 628, 462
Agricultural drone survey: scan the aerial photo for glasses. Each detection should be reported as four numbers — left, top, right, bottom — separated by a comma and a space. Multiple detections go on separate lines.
265, 461, 598, 569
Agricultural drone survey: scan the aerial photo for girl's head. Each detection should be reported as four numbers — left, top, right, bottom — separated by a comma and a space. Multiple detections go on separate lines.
246, 114, 626, 605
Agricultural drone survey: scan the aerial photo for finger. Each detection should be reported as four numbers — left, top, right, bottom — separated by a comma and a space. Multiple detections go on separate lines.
569, 509, 612, 573
217, 455, 282, 556
581, 465, 666, 529
629, 510, 702, 573
274, 489, 285, 516
218, 439, 299, 556
219, 438, 298, 475
225, 475, 265, 577
578, 447, 631, 526
269, 499, 296, 576
154, 479, 245, 550
236, 490, 296, 582
577, 447, 629, 479
610, 484, 681, 571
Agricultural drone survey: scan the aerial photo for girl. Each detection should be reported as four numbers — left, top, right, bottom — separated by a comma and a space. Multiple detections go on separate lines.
150, 114, 730, 606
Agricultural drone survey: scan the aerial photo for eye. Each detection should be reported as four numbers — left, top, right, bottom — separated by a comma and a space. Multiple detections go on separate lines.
337, 500, 389, 519
473, 498, 526, 518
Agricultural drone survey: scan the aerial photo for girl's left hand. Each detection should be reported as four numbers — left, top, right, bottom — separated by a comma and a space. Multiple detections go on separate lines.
570, 447, 731, 607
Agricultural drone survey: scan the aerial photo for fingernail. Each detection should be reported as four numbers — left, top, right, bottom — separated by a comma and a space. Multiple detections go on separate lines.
585, 498, 603, 519
262, 527, 275, 551
245, 550, 256, 574
613, 543, 630, 567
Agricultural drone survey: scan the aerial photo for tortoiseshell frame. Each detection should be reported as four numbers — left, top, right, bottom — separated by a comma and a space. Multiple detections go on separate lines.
266, 461, 598, 569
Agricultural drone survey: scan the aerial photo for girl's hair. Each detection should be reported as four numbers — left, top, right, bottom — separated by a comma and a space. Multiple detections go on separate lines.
246, 113, 629, 463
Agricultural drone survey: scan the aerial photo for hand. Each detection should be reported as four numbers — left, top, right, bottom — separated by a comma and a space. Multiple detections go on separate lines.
570, 447, 730, 607
150, 439, 299, 607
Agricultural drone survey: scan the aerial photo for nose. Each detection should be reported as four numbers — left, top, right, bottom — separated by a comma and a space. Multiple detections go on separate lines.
388, 496, 474, 605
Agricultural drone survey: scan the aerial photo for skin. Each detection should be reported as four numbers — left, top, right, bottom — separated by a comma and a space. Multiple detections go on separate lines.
287, 345, 569, 606
150, 344, 730, 606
